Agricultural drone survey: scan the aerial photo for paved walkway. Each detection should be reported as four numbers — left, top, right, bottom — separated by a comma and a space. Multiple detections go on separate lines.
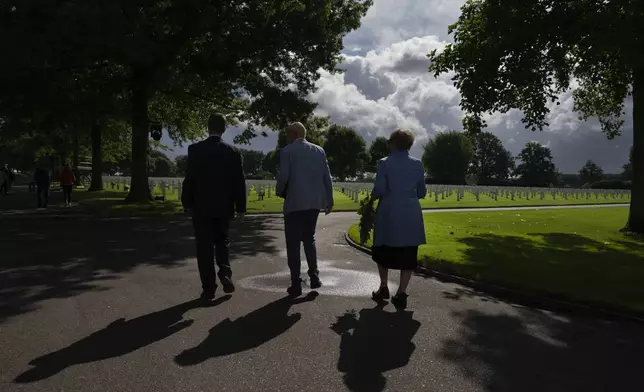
1, 192, 643, 392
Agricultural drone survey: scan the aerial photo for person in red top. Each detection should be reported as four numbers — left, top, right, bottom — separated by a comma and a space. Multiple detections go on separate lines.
59, 164, 76, 207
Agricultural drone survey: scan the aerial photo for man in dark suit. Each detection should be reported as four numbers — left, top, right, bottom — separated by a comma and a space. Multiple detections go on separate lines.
34, 166, 51, 208
181, 114, 247, 300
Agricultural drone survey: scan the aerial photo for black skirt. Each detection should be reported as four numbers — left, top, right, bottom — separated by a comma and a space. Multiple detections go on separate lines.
372, 246, 418, 271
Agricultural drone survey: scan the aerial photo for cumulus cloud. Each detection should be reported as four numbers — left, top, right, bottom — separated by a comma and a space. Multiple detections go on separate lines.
312, 31, 632, 173
343, 0, 464, 51
167, 0, 632, 174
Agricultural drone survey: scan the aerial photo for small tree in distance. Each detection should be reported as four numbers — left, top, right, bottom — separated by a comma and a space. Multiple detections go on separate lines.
515, 142, 557, 187
467, 131, 515, 185
579, 160, 604, 185
366, 137, 390, 173
324, 125, 368, 181
175, 155, 188, 176
422, 131, 473, 185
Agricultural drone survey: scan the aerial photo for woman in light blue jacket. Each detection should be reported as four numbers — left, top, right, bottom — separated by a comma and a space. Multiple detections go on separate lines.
371, 129, 427, 310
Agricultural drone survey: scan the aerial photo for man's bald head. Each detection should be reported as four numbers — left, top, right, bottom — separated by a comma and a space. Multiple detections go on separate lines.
286, 122, 307, 144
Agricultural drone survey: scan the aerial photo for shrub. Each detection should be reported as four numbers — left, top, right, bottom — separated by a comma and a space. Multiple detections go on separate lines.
357, 195, 376, 245
589, 180, 632, 190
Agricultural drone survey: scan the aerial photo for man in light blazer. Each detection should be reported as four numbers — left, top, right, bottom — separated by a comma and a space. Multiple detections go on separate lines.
276, 122, 334, 297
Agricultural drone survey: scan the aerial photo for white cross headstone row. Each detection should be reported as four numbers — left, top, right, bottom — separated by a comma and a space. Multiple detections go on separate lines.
335, 182, 369, 203
420, 183, 631, 203
243, 180, 279, 201
100, 177, 630, 204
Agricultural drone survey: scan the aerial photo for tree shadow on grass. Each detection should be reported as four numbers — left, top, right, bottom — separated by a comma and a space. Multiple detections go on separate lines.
0, 208, 280, 324
420, 233, 644, 313
175, 292, 318, 366
14, 296, 231, 383
441, 308, 644, 392
330, 305, 422, 392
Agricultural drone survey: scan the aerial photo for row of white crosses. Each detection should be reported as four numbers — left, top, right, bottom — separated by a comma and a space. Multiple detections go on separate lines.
336, 182, 369, 203
104, 177, 630, 204
424, 184, 630, 202
242, 180, 279, 201
103, 176, 131, 191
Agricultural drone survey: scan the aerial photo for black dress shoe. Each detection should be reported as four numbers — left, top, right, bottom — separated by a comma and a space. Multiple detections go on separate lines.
221, 278, 235, 293
200, 290, 216, 300
287, 283, 303, 297
391, 293, 408, 310
372, 286, 390, 301
310, 275, 322, 289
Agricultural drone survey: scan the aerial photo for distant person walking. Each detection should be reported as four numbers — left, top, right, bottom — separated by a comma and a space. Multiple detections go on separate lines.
181, 113, 247, 300
0, 169, 8, 196
34, 166, 51, 208
60, 164, 76, 207
370, 129, 426, 310
276, 122, 334, 297
0, 164, 14, 195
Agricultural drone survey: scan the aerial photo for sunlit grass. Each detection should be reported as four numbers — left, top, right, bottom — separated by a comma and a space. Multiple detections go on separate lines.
349, 207, 644, 312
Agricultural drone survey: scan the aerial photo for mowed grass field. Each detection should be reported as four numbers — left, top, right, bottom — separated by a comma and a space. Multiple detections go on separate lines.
349, 207, 644, 312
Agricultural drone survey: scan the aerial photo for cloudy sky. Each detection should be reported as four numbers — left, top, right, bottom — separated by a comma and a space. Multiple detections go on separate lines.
164, 0, 632, 174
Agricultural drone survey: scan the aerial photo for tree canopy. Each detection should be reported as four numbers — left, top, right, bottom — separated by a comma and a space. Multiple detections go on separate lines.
240, 149, 266, 177
175, 155, 188, 176
515, 142, 557, 187
579, 160, 604, 185
324, 124, 368, 181
428, 0, 644, 231
366, 137, 390, 173
148, 150, 177, 178
422, 131, 473, 185
467, 131, 514, 185
263, 150, 280, 178
1, 0, 373, 201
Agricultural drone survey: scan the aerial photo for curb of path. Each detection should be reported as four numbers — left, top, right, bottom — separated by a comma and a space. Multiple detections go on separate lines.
344, 232, 644, 324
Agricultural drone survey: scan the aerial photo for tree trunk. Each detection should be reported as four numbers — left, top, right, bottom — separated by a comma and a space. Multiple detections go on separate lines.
88, 122, 103, 191
125, 75, 152, 203
73, 135, 80, 168
626, 70, 644, 233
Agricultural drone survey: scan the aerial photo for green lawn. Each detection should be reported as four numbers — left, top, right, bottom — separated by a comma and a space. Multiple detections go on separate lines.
348, 207, 644, 312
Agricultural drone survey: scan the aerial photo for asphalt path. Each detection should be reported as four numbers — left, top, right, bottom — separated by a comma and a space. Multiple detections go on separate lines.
1, 194, 642, 392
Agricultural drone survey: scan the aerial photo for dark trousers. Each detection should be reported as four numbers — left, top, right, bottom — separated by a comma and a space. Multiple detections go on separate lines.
192, 216, 232, 292
36, 183, 49, 208
284, 209, 320, 284
62, 185, 73, 205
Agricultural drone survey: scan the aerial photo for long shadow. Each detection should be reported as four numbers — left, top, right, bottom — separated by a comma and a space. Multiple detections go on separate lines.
441, 308, 644, 391
14, 296, 231, 383
420, 232, 644, 313
0, 192, 280, 324
175, 292, 317, 366
330, 305, 422, 392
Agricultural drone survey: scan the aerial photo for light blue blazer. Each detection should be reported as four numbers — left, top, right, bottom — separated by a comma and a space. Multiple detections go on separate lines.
276, 139, 334, 214
372, 151, 427, 247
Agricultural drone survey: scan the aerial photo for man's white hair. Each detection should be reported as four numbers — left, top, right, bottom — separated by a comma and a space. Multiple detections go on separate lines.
287, 122, 307, 139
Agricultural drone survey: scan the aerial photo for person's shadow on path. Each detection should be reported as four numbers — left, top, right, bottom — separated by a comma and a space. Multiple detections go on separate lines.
331, 305, 422, 392
175, 292, 317, 366
14, 296, 231, 383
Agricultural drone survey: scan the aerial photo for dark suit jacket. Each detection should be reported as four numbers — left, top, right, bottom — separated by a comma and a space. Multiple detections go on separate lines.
181, 136, 247, 218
